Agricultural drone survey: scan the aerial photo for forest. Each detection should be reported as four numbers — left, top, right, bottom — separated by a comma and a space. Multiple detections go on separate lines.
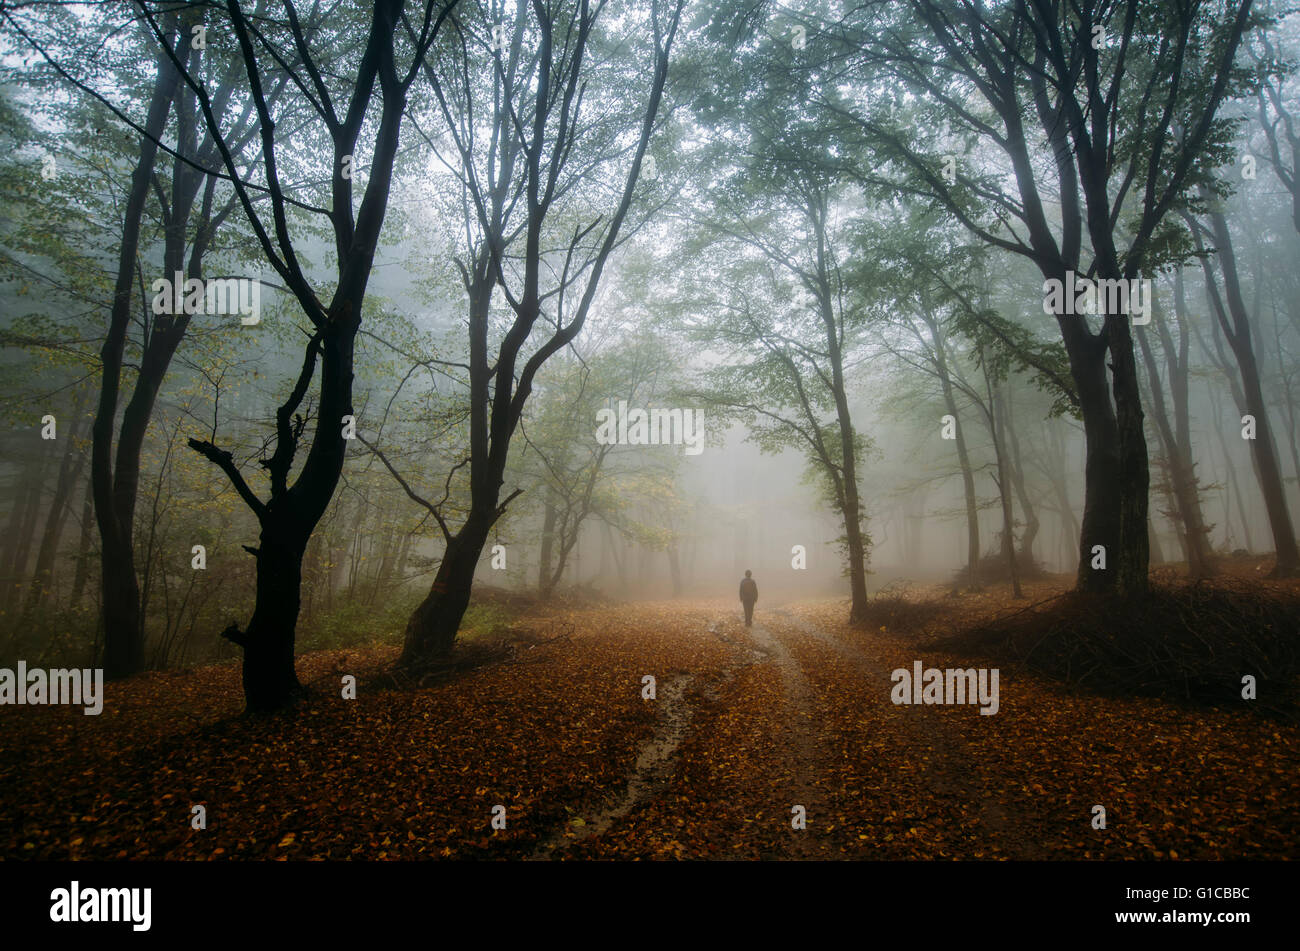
1, 0, 1298, 870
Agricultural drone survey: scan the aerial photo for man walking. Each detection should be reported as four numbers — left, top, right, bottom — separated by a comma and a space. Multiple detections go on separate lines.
739, 570, 758, 627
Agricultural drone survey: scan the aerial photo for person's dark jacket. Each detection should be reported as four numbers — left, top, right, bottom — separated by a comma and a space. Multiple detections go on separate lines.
739, 578, 758, 604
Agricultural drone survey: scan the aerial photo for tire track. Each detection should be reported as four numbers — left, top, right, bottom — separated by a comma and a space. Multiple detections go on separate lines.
745, 617, 834, 858
528, 674, 697, 859
530, 619, 767, 859
771, 607, 1049, 859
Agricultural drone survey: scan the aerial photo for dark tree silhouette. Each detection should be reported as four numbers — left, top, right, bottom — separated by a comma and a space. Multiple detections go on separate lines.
142, 0, 459, 710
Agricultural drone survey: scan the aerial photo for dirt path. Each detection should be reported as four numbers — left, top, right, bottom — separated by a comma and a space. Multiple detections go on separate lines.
531, 603, 1051, 859
528, 674, 698, 859
531, 616, 768, 859
746, 617, 833, 858
529, 600, 1048, 859
767, 606, 1050, 859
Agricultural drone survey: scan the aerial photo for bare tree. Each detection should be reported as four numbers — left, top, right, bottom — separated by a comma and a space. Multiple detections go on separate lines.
1183, 202, 1299, 574
140, 0, 458, 709
384, 0, 685, 665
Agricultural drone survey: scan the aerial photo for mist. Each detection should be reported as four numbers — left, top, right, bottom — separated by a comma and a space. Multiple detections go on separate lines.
1, 0, 1298, 887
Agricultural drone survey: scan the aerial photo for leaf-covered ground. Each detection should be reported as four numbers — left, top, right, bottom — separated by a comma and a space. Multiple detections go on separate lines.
2, 583, 1297, 860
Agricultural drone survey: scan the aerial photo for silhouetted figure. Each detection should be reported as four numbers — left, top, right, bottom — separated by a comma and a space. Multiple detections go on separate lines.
739, 570, 758, 627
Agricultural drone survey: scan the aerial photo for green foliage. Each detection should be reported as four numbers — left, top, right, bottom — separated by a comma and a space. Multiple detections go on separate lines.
455, 602, 515, 643
297, 591, 426, 652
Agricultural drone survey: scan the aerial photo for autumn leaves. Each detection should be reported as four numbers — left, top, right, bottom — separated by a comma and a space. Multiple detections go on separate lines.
4, 592, 1297, 860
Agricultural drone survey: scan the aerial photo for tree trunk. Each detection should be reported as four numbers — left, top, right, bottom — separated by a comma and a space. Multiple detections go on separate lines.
1061, 323, 1125, 593
372, 526, 398, 605
939, 365, 980, 584
2, 439, 53, 615
94, 30, 186, 680
1054, 124, 1151, 595
396, 0, 677, 664
1105, 315, 1151, 595
995, 464, 1022, 597
538, 492, 558, 596
1207, 381, 1254, 552
1203, 209, 1299, 575
395, 532, 413, 587
239, 526, 305, 712
822, 294, 869, 621
25, 408, 87, 614
70, 476, 95, 604
1272, 331, 1300, 512
986, 380, 1022, 599
1045, 419, 1081, 575
1002, 391, 1039, 568
345, 499, 366, 600
1136, 319, 1214, 578
1163, 275, 1215, 574
400, 516, 492, 661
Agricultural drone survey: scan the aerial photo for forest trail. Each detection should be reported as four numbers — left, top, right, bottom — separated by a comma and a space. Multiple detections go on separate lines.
535, 593, 1297, 860
745, 615, 833, 858
527, 673, 697, 858
559, 600, 1054, 859
761, 607, 1050, 859
3, 593, 1298, 861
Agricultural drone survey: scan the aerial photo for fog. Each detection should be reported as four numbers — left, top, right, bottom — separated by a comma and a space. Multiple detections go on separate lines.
1, 0, 1298, 686
7, 0, 1300, 891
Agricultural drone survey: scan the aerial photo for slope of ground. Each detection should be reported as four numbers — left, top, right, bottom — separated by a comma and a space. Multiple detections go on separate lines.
2, 580, 1296, 860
